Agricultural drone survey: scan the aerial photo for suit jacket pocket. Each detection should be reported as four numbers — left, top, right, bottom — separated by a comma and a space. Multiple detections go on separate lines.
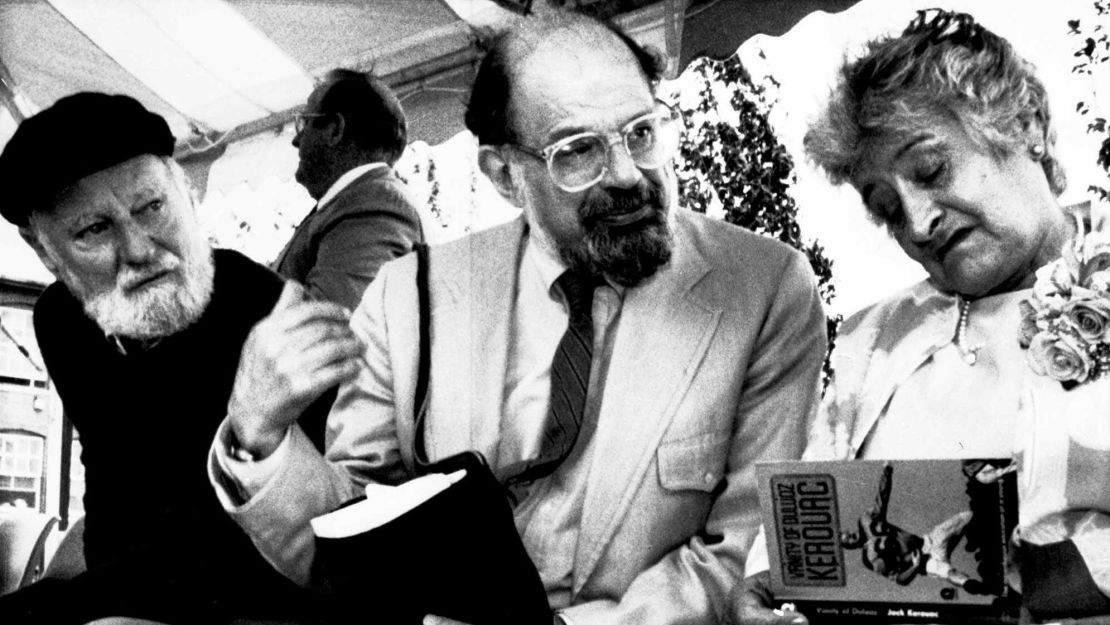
656, 429, 731, 493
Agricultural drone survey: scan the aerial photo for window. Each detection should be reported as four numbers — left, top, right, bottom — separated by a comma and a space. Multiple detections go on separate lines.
0, 432, 44, 508
0, 307, 47, 388
0, 298, 68, 521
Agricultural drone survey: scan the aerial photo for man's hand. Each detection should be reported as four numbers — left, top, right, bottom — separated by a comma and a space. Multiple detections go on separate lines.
727, 572, 809, 625
228, 280, 365, 458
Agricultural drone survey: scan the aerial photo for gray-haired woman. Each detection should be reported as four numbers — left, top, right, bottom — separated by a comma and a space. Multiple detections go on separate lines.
733, 9, 1110, 624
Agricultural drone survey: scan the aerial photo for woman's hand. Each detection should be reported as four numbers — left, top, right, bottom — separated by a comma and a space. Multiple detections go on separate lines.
728, 572, 809, 625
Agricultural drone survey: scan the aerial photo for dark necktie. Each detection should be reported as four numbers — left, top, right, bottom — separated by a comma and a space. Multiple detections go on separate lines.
501, 270, 598, 497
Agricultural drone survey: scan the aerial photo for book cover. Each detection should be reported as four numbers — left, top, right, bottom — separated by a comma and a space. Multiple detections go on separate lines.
756, 459, 1020, 624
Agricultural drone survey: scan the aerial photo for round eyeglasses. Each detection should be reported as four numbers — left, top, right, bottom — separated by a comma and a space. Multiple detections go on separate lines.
509, 101, 682, 193
294, 113, 329, 135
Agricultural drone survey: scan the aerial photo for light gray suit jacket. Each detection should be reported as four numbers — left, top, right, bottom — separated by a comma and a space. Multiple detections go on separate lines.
220, 208, 826, 624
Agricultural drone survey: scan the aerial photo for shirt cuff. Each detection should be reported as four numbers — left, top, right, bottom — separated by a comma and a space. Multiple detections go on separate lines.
212, 418, 293, 505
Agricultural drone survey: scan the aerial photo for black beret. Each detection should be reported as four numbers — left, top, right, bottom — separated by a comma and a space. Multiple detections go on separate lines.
0, 92, 175, 226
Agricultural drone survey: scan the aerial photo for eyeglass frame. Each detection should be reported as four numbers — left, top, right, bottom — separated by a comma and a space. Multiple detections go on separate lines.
293, 112, 331, 136
506, 100, 682, 193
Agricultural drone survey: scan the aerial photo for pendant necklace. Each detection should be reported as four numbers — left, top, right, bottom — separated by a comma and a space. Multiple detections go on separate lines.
954, 297, 982, 366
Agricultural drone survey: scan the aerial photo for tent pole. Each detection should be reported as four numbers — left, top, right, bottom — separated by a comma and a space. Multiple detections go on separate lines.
663, 0, 687, 78
0, 56, 28, 123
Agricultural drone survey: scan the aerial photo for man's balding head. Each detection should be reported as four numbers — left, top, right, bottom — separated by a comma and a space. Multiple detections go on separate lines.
465, 12, 667, 147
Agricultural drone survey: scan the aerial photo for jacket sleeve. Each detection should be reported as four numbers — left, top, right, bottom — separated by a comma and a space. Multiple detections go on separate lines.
561, 249, 827, 625
1020, 376, 1110, 602
742, 300, 883, 580
208, 261, 412, 586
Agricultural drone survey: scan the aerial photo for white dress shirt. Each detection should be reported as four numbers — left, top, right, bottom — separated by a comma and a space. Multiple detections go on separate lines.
504, 236, 625, 607
316, 162, 388, 209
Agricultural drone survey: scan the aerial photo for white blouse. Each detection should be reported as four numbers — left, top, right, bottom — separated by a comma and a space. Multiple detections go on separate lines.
812, 280, 1110, 596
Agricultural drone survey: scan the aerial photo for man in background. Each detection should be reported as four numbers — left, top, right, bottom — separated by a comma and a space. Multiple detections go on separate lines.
277, 68, 424, 310
0, 92, 321, 623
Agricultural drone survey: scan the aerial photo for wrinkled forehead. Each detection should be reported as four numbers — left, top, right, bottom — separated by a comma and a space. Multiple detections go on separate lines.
847, 101, 976, 179
507, 26, 654, 137
847, 125, 931, 189
532, 22, 647, 79
46, 154, 175, 218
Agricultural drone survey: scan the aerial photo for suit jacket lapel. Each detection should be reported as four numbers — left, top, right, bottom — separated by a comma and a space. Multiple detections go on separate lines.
574, 219, 720, 591
848, 284, 957, 456
272, 167, 392, 273
425, 217, 526, 462
271, 204, 314, 272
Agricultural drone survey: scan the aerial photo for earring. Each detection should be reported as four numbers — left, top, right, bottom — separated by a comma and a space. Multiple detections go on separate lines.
1029, 144, 1045, 160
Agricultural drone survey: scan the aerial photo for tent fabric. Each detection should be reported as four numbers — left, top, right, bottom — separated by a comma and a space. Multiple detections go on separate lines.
0, 0, 856, 155
0, 0, 862, 286
0, 0, 476, 154
0, 2, 180, 129
680, 0, 858, 64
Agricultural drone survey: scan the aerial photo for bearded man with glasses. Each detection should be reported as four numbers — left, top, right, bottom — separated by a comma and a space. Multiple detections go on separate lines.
210, 10, 827, 625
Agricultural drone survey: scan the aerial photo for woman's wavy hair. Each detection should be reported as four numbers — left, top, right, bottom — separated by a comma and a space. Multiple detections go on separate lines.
804, 8, 1067, 215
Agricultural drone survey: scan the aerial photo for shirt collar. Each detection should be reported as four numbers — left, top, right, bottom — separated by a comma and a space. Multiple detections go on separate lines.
108, 334, 162, 356
523, 228, 625, 300
524, 231, 567, 298
317, 162, 388, 208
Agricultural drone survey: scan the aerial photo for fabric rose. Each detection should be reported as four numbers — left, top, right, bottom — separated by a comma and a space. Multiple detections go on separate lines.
1060, 237, 1085, 283
1087, 269, 1110, 293
1018, 300, 1040, 348
1032, 261, 1070, 311
1026, 332, 1092, 384
1020, 227, 1110, 388
1081, 232, 1110, 277
1063, 295, 1110, 342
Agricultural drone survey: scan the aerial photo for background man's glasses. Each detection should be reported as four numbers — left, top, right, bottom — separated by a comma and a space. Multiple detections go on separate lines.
294, 113, 329, 135
510, 101, 682, 193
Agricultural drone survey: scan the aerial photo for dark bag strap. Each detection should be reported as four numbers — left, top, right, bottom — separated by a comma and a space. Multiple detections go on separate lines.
409, 244, 524, 507
412, 241, 432, 470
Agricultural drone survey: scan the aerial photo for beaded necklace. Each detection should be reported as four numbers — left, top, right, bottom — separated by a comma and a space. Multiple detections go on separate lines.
954, 296, 982, 365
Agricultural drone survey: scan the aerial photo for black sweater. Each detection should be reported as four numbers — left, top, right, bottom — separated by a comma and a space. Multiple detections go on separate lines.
10, 249, 326, 623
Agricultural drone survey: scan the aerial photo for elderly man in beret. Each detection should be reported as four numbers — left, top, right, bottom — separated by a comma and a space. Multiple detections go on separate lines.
0, 93, 324, 623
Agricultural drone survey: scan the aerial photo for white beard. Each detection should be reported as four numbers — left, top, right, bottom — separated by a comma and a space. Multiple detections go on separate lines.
59, 236, 215, 340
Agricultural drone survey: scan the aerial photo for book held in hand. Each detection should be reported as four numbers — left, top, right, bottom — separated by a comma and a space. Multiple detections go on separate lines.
311, 451, 550, 625
756, 458, 1020, 624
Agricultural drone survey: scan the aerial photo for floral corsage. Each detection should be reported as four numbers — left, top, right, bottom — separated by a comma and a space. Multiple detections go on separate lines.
1019, 227, 1110, 389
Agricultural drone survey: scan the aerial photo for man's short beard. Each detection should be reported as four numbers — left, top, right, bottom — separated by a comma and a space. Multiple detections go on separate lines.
63, 238, 214, 341
558, 183, 673, 287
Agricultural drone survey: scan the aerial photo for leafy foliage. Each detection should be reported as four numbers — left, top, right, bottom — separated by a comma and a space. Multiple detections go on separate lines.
1069, 1, 1110, 203
674, 54, 841, 387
